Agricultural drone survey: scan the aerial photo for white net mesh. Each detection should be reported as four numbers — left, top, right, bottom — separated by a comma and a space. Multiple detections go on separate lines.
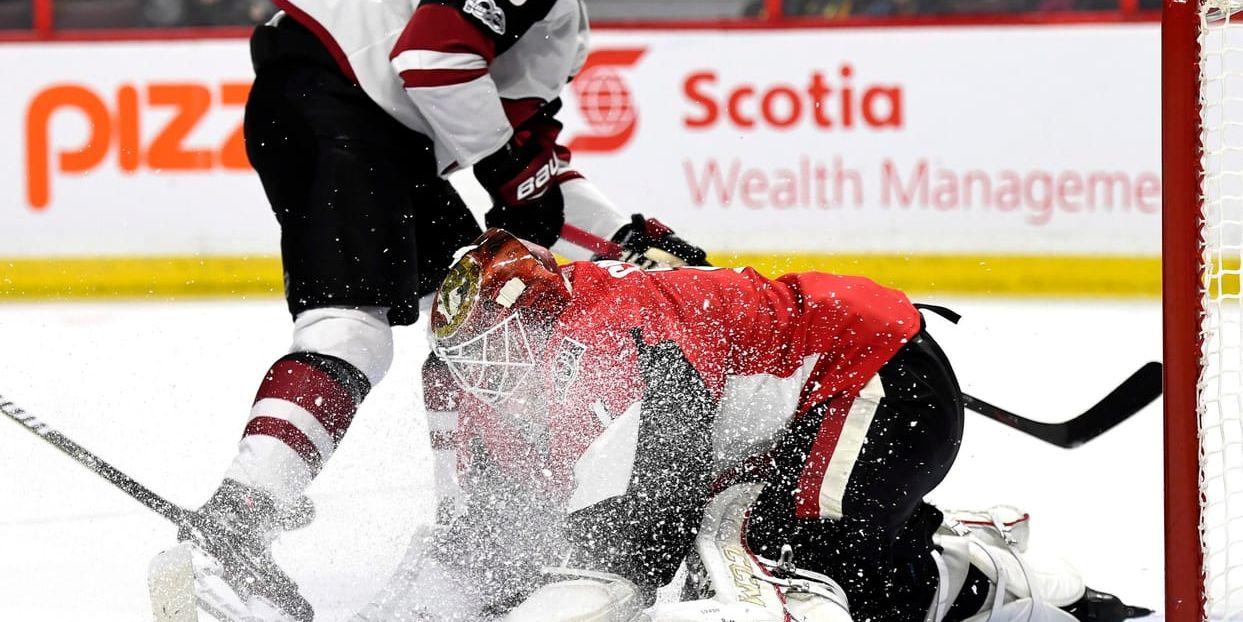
1201, 2, 1243, 618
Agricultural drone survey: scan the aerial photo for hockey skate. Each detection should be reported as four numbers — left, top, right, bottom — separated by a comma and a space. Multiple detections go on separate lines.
150, 479, 315, 622
1062, 587, 1153, 622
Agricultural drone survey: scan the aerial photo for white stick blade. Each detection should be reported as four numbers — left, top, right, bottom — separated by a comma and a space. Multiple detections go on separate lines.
149, 543, 199, 622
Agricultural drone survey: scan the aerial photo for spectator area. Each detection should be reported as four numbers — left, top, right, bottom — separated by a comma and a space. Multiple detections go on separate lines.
0, 0, 1157, 37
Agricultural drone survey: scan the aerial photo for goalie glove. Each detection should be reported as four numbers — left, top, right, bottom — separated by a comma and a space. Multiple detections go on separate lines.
476, 138, 566, 248
602, 214, 710, 269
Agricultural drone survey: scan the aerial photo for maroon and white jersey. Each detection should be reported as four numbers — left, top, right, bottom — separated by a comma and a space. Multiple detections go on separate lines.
273, 0, 589, 172
455, 262, 922, 505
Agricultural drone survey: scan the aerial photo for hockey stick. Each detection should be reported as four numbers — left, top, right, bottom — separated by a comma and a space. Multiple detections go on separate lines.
1, 396, 312, 621
961, 361, 1163, 448
0, 395, 195, 527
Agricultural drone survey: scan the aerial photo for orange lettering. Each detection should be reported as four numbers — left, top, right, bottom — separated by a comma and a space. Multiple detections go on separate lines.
25, 85, 111, 210
218, 82, 251, 170
116, 84, 141, 173
146, 83, 212, 171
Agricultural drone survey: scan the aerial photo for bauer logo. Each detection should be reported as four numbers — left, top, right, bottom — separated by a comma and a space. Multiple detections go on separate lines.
566, 48, 646, 154
23, 81, 251, 211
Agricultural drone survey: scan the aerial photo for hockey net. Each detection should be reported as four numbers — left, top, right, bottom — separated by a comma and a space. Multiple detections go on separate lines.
1165, 1, 1243, 620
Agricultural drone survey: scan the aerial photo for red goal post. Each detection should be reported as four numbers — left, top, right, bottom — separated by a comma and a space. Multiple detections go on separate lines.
1164, 1, 1242, 620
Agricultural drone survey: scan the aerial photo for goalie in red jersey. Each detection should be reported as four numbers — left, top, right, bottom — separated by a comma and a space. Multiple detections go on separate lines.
355, 228, 1150, 622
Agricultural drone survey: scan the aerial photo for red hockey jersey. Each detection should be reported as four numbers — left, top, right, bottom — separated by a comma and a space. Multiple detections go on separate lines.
456, 261, 921, 506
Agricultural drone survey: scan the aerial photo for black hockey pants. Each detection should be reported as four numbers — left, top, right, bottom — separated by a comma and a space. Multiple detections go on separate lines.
245, 17, 482, 326
747, 324, 964, 622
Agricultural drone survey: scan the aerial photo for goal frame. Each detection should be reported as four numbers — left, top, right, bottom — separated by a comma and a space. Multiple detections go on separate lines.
1162, 1, 1209, 621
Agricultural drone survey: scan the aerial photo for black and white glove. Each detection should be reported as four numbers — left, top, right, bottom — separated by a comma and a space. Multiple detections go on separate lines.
475, 138, 565, 248
603, 214, 710, 269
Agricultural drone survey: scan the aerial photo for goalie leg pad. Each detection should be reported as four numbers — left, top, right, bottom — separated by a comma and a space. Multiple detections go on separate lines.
644, 483, 853, 622
691, 483, 791, 618
502, 570, 645, 622
927, 506, 1084, 622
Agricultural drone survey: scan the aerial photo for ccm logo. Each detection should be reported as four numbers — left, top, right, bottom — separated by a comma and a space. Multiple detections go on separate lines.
516, 158, 559, 201
25, 82, 250, 210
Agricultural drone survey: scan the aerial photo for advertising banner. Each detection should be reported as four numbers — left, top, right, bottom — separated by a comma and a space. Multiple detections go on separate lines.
561, 26, 1160, 256
0, 24, 1162, 296
1, 39, 268, 257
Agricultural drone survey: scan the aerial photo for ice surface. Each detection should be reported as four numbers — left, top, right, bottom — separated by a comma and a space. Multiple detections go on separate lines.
0, 296, 1163, 620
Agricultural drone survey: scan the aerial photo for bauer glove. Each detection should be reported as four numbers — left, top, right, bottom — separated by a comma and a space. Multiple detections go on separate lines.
475, 138, 565, 248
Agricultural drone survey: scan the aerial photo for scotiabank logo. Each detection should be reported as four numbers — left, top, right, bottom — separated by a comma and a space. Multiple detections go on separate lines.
684, 65, 903, 130
25, 81, 250, 210
566, 48, 645, 154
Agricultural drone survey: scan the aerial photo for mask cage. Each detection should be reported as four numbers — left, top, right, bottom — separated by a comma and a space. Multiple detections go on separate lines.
434, 311, 536, 406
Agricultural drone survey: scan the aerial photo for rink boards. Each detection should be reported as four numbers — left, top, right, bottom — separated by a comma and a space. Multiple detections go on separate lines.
0, 23, 1166, 299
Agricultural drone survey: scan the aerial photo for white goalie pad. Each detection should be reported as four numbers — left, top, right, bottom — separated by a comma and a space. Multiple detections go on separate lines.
148, 542, 297, 622
941, 506, 1033, 552
685, 482, 790, 619
643, 483, 851, 622
502, 569, 646, 622
500, 483, 853, 622
926, 506, 1085, 622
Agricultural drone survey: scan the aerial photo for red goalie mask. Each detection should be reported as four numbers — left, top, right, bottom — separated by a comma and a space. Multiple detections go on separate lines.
429, 228, 572, 405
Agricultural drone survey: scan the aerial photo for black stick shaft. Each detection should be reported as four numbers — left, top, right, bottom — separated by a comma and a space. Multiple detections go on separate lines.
962, 392, 1071, 446
960, 361, 1162, 448
0, 396, 191, 526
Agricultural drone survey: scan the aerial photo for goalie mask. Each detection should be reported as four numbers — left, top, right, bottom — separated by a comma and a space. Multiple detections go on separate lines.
430, 228, 571, 406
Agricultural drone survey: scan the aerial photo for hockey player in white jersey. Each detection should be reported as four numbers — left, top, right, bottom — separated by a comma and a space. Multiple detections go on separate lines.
155, 1, 709, 621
